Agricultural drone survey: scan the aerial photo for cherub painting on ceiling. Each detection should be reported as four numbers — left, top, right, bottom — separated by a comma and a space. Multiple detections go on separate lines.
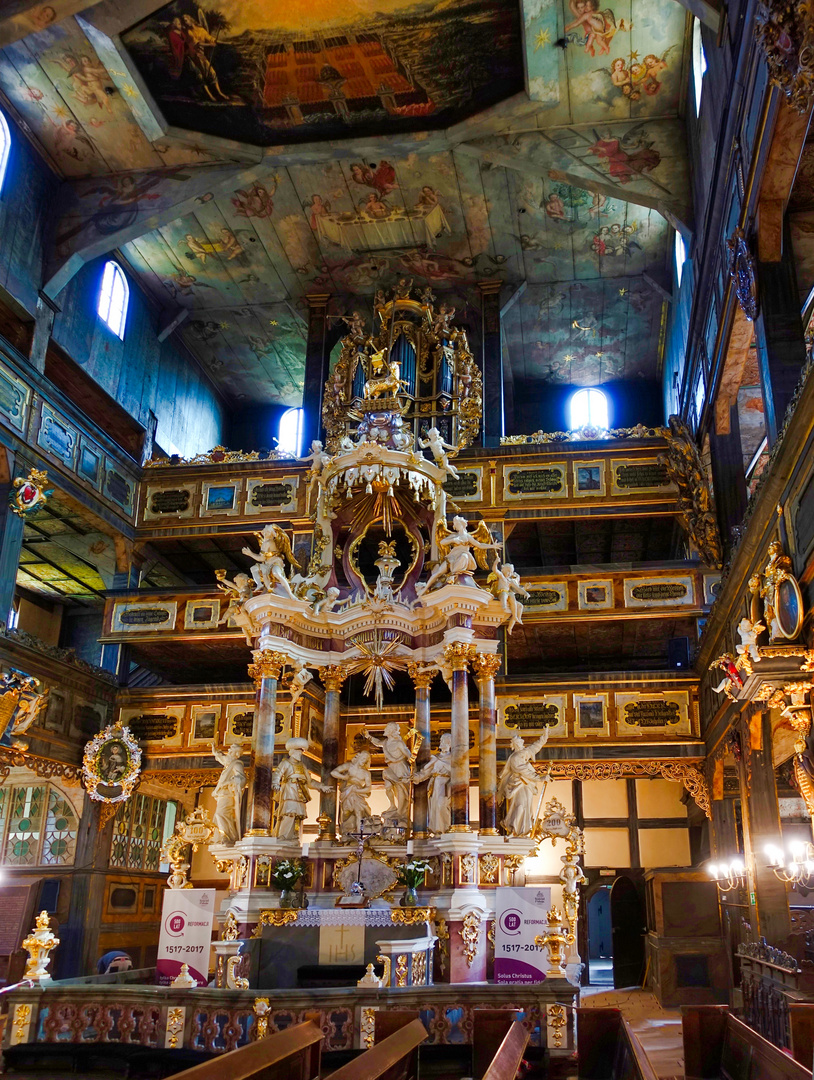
588, 126, 660, 184
52, 52, 116, 114
600, 47, 678, 102
231, 180, 277, 219
564, 0, 630, 56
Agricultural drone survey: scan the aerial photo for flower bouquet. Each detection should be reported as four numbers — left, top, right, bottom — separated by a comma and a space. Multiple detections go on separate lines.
271, 858, 308, 907
396, 858, 431, 907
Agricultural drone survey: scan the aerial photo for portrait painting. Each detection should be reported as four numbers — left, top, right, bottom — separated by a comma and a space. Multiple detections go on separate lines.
98, 739, 130, 783
585, 586, 606, 604
776, 576, 803, 639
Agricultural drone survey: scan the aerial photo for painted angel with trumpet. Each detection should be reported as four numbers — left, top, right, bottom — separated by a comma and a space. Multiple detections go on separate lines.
241, 524, 301, 599
420, 516, 499, 593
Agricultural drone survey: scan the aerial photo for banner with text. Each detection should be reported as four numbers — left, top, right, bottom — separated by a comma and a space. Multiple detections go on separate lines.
156, 888, 215, 986
494, 886, 551, 984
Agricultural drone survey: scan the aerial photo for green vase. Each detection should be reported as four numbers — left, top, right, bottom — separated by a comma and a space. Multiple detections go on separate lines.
401, 887, 418, 907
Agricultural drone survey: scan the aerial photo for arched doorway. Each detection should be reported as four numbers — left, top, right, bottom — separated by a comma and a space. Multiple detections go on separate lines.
586, 885, 613, 985
610, 875, 646, 988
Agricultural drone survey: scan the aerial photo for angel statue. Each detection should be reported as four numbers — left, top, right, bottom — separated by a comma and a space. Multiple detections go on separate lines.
497, 730, 550, 836
367, 722, 420, 827
301, 439, 331, 512
418, 425, 459, 479
286, 664, 313, 709
488, 557, 530, 634
414, 732, 452, 834
420, 517, 499, 593
216, 569, 256, 644
242, 524, 301, 599
332, 751, 374, 836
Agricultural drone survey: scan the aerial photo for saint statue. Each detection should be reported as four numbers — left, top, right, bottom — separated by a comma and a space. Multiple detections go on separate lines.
331, 751, 373, 836
414, 732, 451, 834
420, 516, 499, 593
241, 524, 300, 598
497, 731, 550, 837
211, 743, 247, 845
367, 722, 418, 826
271, 737, 329, 841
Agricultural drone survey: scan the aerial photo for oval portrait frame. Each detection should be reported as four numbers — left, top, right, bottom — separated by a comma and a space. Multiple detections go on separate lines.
83, 723, 141, 803
776, 576, 804, 640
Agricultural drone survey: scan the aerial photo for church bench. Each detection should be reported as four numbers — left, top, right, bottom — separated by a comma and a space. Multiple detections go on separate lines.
168, 1019, 322, 1080
682, 1005, 811, 1080
481, 1020, 530, 1080
322, 1017, 427, 1080
576, 1008, 659, 1080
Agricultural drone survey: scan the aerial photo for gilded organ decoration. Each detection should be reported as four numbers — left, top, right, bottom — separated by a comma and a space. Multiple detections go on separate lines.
658, 416, 722, 568
0, 671, 49, 748
321, 283, 482, 452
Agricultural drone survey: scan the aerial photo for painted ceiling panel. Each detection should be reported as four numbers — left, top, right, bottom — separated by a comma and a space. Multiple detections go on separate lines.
120, 0, 524, 147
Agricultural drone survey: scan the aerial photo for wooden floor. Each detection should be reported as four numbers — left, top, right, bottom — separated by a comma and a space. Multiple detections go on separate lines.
580, 987, 685, 1080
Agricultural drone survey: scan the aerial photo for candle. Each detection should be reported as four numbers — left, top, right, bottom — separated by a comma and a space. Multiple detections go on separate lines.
407, 840, 414, 855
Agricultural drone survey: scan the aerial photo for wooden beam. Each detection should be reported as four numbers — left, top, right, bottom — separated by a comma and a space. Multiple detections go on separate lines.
671, 0, 721, 33
501, 281, 527, 319
157, 308, 189, 344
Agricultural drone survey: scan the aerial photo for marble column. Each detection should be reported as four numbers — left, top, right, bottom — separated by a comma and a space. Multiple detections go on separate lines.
473, 653, 502, 835
318, 665, 347, 840
477, 280, 503, 447
408, 663, 436, 838
246, 650, 287, 835
444, 643, 476, 832
302, 293, 331, 451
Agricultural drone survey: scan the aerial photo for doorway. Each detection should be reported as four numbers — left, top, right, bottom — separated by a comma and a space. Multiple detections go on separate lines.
610, 875, 646, 988
587, 886, 613, 985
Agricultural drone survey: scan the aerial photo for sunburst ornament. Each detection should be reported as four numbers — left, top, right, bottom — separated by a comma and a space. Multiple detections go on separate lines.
347, 631, 407, 710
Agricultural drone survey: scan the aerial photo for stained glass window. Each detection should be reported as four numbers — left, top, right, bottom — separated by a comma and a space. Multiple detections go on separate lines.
0, 784, 76, 866
110, 794, 171, 871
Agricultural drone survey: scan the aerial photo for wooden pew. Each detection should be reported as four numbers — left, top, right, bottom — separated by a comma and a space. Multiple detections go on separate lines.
789, 1002, 814, 1070
683, 1006, 811, 1080
576, 1008, 658, 1080
323, 1017, 427, 1080
473, 1009, 521, 1079
169, 1019, 322, 1080
482, 1021, 530, 1080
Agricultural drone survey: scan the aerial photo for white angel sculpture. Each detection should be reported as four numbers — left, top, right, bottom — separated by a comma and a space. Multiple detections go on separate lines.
215, 569, 256, 643
487, 557, 530, 634
418, 425, 459, 478
414, 733, 452, 834
497, 730, 550, 836
420, 516, 499, 593
241, 524, 300, 598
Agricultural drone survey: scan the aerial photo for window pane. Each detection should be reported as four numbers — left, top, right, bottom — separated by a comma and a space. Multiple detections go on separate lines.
43, 788, 77, 865
0, 111, 10, 194
278, 407, 304, 456
98, 261, 128, 338
6, 785, 45, 865
570, 388, 608, 430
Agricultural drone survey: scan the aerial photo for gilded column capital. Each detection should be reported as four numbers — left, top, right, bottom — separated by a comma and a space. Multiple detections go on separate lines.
442, 642, 478, 672
472, 653, 502, 681
408, 663, 437, 690
248, 650, 287, 685
319, 665, 348, 693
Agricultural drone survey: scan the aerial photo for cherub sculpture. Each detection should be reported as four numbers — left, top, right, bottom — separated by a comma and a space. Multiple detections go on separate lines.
342, 311, 366, 341
488, 557, 530, 634
418, 425, 459, 478
420, 517, 499, 593
312, 586, 341, 616
430, 304, 455, 337
216, 569, 256, 644
736, 616, 764, 663
241, 524, 301, 599
287, 664, 313, 709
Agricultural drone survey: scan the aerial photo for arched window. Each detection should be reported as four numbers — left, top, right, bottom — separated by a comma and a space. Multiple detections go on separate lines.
570, 388, 609, 431
0, 111, 10, 195
97, 260, 129, 339
675, 230, 687, 288
0, 782, 78, 866
692, 18, 707, 115
278, 407, 304, 456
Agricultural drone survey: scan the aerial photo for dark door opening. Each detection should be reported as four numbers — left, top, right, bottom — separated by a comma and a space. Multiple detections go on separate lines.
587, 886, 613, 985
610, 875, 645, 988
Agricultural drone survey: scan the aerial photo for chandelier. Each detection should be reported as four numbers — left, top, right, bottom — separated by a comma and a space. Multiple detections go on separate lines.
765, 842, 814, 888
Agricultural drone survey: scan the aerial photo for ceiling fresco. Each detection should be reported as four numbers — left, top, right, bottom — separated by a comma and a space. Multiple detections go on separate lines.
0, 0, 692, 406
120, 0, 524, 147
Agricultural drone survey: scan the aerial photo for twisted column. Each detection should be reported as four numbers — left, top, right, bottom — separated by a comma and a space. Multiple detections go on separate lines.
408, 664, 436, 839
246, 650, 287, 835
318, 665, 348, 840
473, 653, 502, 835
443, 643, 477, 832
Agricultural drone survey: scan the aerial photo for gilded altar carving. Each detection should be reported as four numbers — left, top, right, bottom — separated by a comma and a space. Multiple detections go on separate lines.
480, 853, 500, 884
395, 953, 408, 987
659, 416, 722, 568
249, 649, 288, 685
472, 653, 503, 681
436, 919, 449, 977
391, 906, 435, 926
22, 911, 59, 982
0, 670, 49, 748
251, 909, 299, 935
755, 0, 814, 113
461, 911, 480, 967
165, 1006, 185, 1049
442, 642, 478, 672
0, 746, 81, 785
